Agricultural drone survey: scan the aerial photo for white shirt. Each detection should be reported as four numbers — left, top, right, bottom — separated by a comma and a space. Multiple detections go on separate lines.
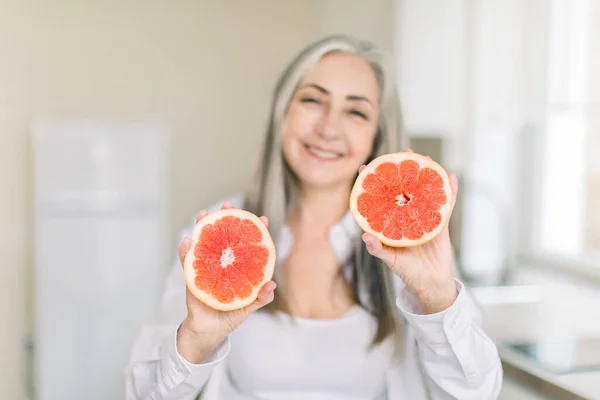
125, 194, 503, 400
219, 305, 392, 399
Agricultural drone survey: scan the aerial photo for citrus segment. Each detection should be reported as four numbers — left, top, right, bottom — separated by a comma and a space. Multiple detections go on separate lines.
183, 208, 276, 311
349, 152, 453, 247
399, 159, 420, 193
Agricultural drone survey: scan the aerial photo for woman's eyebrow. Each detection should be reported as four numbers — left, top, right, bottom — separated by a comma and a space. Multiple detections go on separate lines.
299, 83, 373, 106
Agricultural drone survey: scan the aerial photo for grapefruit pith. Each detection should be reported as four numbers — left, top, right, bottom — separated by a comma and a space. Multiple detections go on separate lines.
349, 152, 453, 247
183, 208, 276, 311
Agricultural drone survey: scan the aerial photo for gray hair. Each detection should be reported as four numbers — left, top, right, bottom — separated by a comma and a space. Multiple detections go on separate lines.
244, 34, 406, 348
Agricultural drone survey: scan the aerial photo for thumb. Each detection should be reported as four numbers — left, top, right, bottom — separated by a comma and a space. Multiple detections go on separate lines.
362, 233, 397, 268
244, 281, 277, 314
179, 237, 192, 266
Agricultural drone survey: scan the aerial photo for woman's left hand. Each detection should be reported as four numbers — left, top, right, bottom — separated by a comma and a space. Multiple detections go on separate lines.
359, 156, 459, 314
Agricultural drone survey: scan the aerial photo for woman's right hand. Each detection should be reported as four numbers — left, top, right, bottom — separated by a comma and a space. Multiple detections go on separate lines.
175, 201, 277, 364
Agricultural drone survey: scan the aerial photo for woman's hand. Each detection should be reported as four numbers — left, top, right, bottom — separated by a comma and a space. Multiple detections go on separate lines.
360, 152, 459, 314
176, 201, 277, 364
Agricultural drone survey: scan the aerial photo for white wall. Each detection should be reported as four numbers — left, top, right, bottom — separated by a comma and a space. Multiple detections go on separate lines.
0, 1, 395, 398
313, 0, 395, 52
394, 0, 468, 170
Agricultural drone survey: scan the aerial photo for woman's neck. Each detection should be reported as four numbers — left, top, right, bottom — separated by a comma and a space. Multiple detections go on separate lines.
292, 182, 351, 230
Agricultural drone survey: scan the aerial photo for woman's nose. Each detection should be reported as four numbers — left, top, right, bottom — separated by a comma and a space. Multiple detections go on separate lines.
317, 109, 342, 139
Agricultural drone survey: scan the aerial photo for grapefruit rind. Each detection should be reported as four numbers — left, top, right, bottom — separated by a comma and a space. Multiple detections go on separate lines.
183, 208, 276, 311
349, 152, 453, 248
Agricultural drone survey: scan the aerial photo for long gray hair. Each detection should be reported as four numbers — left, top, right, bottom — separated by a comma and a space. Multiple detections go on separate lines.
244, 34, 406, 347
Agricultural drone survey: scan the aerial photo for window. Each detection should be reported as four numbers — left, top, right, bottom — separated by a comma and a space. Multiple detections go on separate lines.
532, 0, 600, 270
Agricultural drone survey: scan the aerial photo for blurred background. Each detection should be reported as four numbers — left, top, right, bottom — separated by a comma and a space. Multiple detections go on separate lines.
1, 0, 599, 399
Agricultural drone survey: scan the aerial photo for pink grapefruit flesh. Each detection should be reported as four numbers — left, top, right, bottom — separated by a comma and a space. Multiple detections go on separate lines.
349, 152, 453, 247
183, 208, 276, 311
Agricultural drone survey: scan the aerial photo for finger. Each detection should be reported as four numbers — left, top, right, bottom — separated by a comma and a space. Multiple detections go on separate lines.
257, 281, 277, 302
358, 165, 366, 173
195, 210, 208, 224
179, 236, 192, 266
404, 148, 413, 153
221, 201, 234, 210
449, 172, 459, 197
246, 281, 277, 313
362, 233, 396, 267
259, 216, 269, 228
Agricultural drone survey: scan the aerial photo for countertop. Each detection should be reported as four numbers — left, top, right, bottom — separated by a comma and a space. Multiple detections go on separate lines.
472, 265, 600, 400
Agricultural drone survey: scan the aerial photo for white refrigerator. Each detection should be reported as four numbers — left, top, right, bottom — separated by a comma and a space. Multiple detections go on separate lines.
31, 120, 170, 400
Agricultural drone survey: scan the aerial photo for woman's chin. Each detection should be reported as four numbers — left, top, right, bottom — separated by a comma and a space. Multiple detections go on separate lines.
296, 172, 353, 191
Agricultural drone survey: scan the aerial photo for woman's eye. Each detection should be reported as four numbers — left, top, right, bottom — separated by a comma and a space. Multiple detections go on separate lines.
300, 97, 319, 104
350, 110, 368, 120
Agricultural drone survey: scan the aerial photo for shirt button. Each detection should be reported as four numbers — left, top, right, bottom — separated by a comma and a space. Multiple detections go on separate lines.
447, 318, 458, 329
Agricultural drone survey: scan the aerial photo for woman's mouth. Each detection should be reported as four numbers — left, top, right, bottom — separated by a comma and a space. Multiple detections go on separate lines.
304, 144, 343, 161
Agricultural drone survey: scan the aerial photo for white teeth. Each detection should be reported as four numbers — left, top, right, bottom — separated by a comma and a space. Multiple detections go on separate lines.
309, 147, 340, 159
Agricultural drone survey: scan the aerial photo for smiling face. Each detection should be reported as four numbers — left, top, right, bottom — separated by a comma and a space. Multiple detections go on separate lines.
282, 51, 381, 191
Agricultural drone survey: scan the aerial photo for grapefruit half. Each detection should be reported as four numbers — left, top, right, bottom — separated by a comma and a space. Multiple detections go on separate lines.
349, 152, 453, 247
183, 208, 276, 311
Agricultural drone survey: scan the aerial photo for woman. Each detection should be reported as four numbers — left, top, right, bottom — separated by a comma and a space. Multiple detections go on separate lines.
126, 34, 503, 399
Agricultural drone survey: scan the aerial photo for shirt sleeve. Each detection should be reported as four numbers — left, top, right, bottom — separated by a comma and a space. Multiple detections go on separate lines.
124, 258, 230, 400
395, 280, 503, 400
